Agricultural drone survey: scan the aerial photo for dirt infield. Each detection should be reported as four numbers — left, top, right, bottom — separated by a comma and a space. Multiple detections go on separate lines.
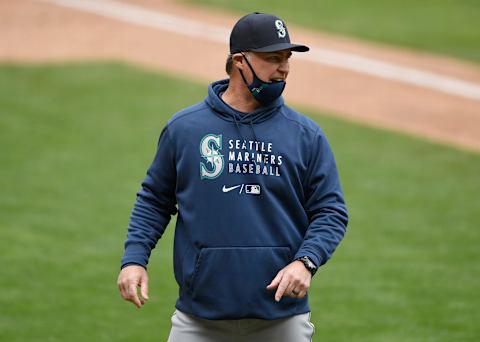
2, 0, 480, 152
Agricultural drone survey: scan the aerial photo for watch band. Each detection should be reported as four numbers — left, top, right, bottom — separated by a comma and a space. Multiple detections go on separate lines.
296, 256, 317, 276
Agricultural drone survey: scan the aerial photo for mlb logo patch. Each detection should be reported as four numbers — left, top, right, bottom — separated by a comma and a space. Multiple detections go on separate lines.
245, 184, 261, 195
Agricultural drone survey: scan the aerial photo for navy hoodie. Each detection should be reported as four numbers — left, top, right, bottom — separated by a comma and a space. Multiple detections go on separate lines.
121, 79, 348, 320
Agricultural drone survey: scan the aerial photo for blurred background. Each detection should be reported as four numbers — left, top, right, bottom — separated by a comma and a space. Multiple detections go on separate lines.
1, 1, 479, 341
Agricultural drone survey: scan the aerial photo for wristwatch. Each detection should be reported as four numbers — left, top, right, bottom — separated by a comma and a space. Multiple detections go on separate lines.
296, 256, 317, 276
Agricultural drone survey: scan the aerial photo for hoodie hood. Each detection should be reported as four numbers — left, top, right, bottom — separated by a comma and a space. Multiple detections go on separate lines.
205, 79, 284, 124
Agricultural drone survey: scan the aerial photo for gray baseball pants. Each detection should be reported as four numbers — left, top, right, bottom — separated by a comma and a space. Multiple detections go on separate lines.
166, 310, 315, 342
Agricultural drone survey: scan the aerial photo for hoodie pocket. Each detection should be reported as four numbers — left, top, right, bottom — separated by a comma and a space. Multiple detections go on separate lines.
190, 246, 292, 318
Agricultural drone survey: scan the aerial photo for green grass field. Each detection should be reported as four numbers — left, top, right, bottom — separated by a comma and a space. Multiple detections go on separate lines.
1, 63, 479, 341
188, 0, 480, 63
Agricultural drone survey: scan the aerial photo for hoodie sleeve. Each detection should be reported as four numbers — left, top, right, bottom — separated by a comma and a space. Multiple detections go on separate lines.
121, 126, 177, 269
293, 130, 348, 268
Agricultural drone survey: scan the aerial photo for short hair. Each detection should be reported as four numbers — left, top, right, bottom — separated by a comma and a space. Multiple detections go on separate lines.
225, 54, 233, 75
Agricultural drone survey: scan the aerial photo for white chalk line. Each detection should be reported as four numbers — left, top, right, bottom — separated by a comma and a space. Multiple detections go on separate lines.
42, 0, 480, 101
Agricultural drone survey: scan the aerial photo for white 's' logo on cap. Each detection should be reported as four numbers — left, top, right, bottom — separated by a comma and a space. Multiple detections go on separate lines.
275, 20, 286, 38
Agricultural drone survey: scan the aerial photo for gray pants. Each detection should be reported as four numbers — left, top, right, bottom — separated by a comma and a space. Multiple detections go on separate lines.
167, 310, 315, 342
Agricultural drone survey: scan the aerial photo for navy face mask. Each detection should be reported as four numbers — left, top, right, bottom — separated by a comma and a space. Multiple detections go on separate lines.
239, 53, 286, 106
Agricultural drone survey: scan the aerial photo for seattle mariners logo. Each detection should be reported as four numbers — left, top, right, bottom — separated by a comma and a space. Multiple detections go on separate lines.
275, 20, 286, 38
200, 134, 224, 179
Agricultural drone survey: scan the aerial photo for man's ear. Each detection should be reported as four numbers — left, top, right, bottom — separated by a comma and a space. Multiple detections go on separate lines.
232, 53, 244, 71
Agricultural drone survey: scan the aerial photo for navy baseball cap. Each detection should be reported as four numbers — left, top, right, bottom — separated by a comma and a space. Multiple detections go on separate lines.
230, 12, 309, 54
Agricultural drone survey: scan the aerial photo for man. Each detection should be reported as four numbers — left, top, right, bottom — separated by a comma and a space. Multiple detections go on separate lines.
117, 12, 348, 342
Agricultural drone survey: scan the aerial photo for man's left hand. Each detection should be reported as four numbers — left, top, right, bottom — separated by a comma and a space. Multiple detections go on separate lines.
266, 260, 312, 302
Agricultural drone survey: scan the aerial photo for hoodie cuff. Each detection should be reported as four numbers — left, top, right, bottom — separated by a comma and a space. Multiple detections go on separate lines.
293, 250, 320, 269
120, 243, 150, 269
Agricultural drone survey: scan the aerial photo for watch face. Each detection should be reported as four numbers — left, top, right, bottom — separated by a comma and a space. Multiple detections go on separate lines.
301, 257, 317, 275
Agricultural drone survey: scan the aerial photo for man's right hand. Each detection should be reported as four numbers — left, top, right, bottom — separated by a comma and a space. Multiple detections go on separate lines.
117, 265, 149, 308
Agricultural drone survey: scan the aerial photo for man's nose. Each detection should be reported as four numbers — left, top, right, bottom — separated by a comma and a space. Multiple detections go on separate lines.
278, 61, 289, 75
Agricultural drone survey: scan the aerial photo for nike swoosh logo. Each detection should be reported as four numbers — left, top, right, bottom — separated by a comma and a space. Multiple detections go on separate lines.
222, 184, 242, 193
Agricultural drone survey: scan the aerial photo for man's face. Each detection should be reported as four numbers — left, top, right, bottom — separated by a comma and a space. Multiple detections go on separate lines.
241, 49, 292, 83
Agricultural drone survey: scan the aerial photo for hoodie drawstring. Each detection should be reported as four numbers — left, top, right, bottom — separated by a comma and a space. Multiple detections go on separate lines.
232, 113, 260, 165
